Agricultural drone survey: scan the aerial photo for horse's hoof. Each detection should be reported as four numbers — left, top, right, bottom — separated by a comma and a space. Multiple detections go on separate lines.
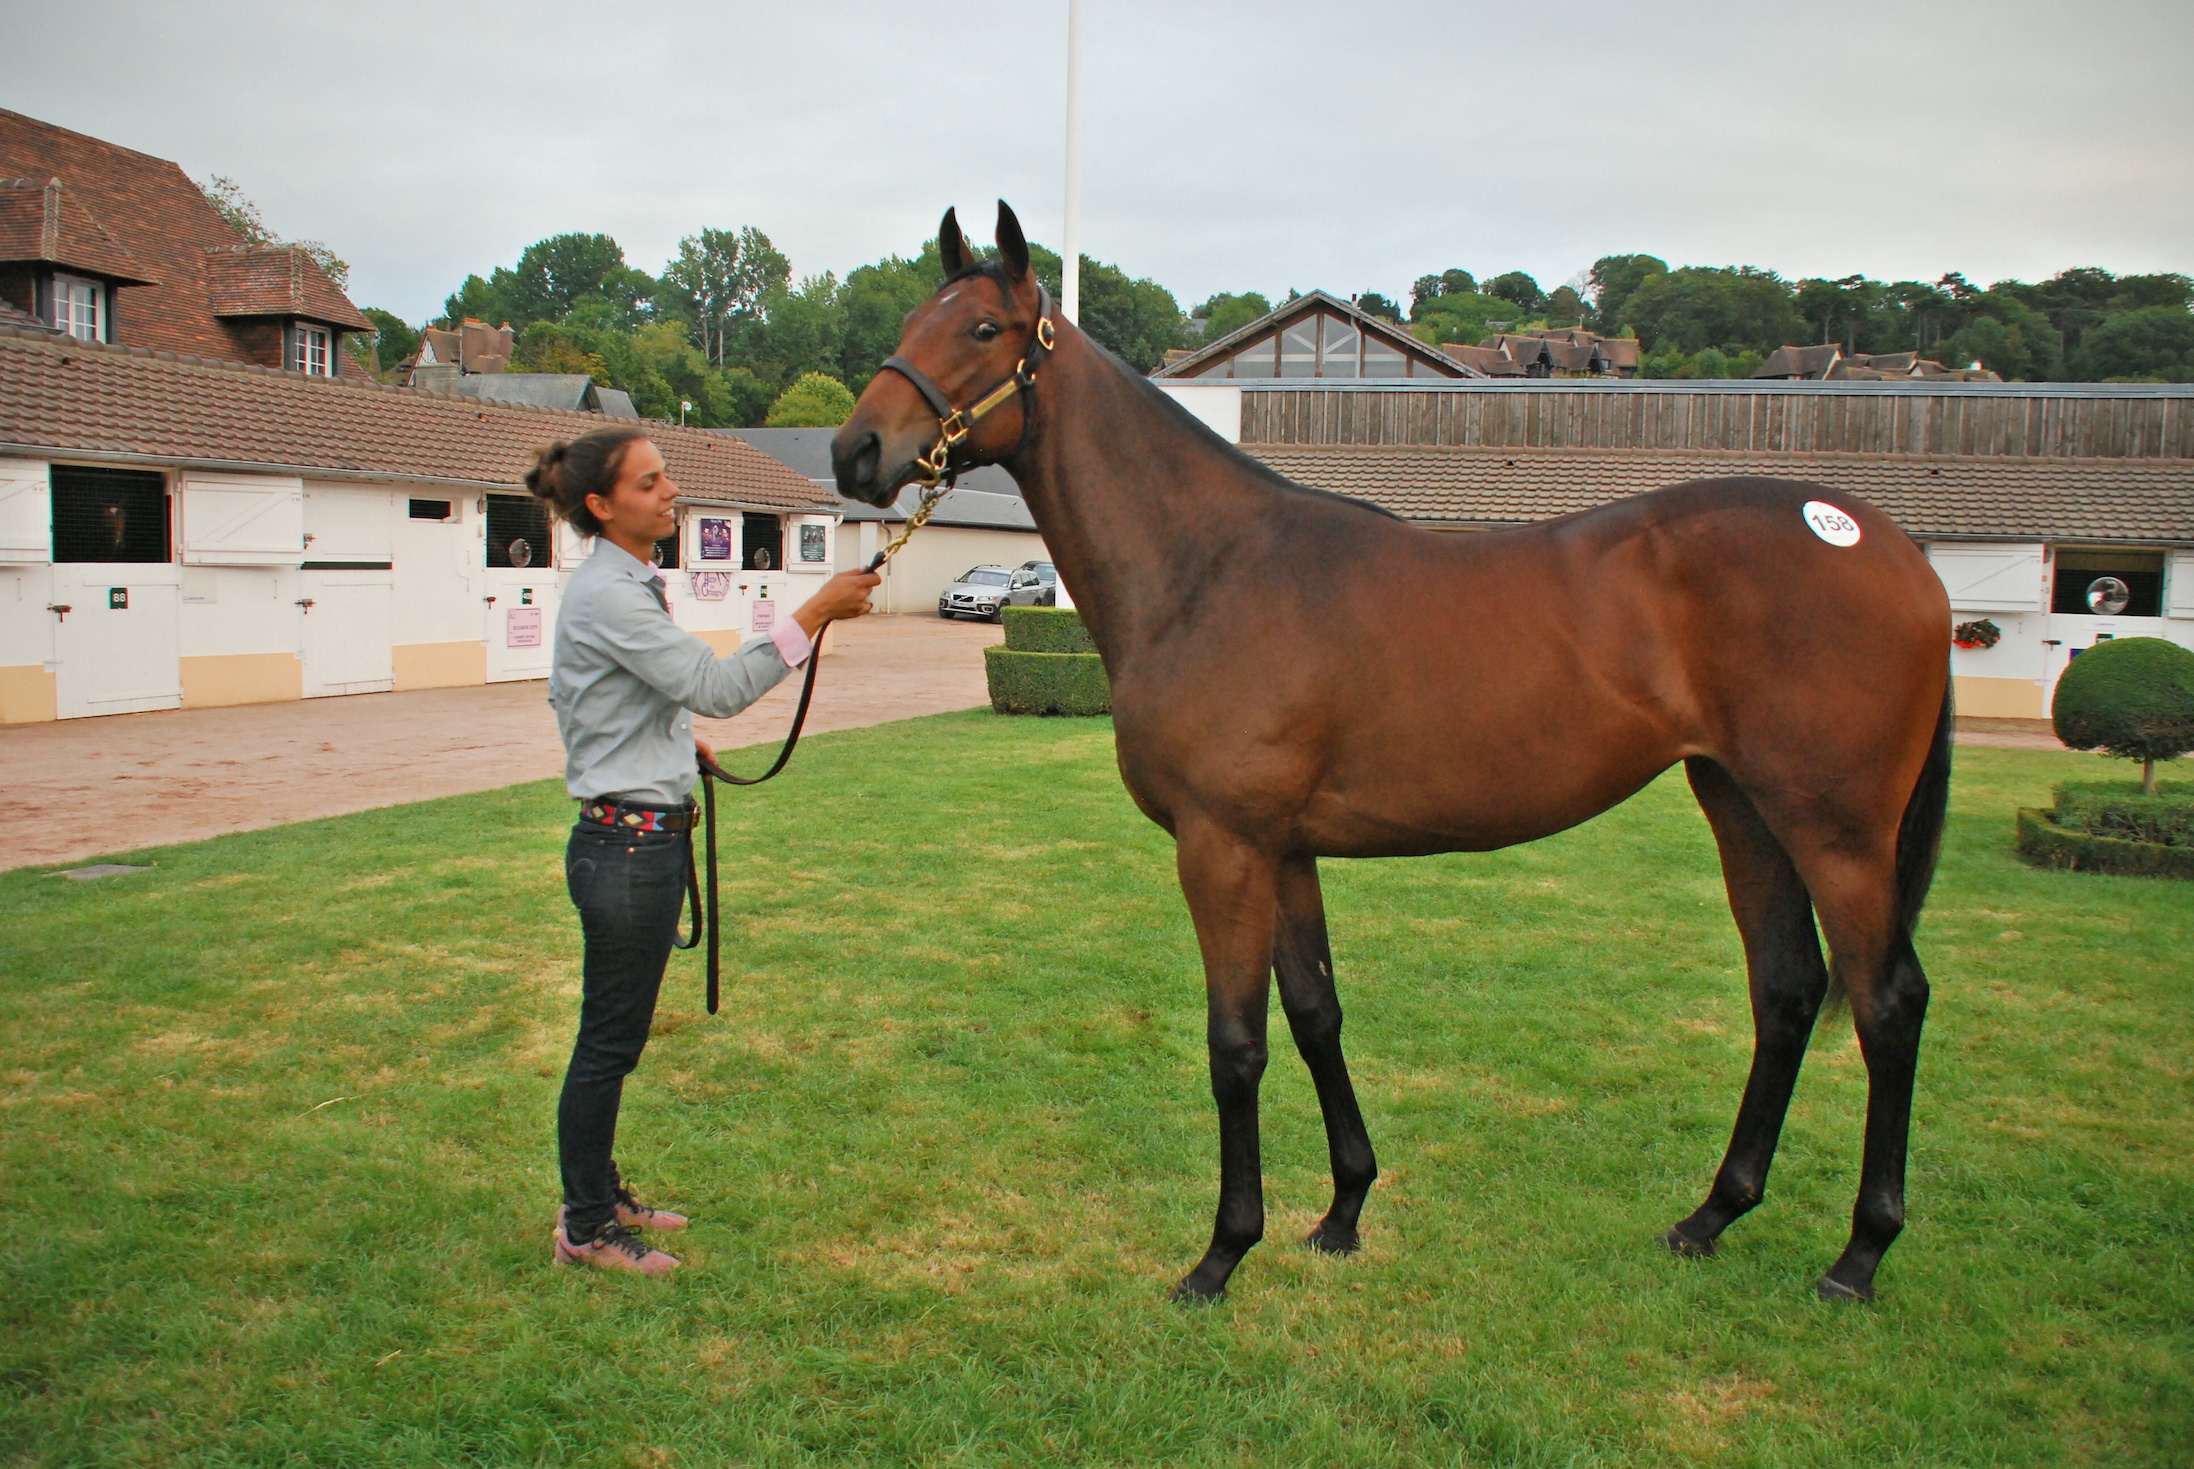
1304, 1224, 1360, 1256
1664, 1225, 1716, 1259
1815, 1273, 1874, 1303
1168, 1278, 1226, 1306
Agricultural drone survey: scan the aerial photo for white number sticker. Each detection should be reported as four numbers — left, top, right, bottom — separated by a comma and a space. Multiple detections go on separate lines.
1802, 501, 1862, 547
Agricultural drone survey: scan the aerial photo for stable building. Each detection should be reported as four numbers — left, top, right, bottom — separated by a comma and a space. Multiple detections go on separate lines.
1154, 377, 2194, 719
0, 321, 839, 722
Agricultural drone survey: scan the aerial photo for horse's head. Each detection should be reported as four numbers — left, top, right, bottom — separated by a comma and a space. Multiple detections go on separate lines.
832, 200, 1052, 506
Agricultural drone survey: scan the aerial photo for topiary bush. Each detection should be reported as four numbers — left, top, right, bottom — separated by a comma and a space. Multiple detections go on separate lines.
2051, 636, 2194, 794
988, 607, 1107, 714
2049, 779, 2194, 847
1001, 605, 1095, 654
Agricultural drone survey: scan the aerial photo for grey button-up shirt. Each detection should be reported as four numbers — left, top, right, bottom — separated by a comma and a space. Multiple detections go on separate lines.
549, 539, 795, 805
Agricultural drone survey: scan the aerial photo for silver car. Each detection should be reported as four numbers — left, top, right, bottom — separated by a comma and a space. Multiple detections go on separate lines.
938, 564, 1047, 621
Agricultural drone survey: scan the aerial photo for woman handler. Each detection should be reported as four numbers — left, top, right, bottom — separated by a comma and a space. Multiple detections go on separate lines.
526, 425, 879, 1275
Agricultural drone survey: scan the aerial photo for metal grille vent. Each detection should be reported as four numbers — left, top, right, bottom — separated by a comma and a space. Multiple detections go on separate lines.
486, 494, 549, 568
51, 467, 170, 563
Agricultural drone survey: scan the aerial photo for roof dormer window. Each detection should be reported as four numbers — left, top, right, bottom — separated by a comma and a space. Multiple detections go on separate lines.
287, 322, 331, 376
51, 272, 106, 341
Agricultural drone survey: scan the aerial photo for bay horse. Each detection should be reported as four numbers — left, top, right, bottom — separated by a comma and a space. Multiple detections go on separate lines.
833, 203, 1952, 1305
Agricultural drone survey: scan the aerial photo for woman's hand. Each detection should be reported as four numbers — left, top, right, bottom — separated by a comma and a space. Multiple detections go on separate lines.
793, 569, 882, 637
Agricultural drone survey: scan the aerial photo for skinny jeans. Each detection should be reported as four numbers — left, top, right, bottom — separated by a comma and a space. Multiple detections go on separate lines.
558, 810, 690, 1240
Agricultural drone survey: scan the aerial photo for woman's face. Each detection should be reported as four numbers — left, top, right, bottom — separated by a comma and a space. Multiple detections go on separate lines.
585, 439, 679, 548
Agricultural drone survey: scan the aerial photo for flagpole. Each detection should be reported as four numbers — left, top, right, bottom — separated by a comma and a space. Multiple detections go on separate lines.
1061, 0, 1083, 325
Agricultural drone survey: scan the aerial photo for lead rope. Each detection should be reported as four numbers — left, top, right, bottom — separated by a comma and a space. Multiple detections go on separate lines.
673, 485, 950, 1012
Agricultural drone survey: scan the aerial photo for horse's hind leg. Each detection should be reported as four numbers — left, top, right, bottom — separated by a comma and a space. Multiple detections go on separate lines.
1171, 822, 1281, 1303
1272, 855, 1378, 1255
1667, 759, 1831, 1259
1806, 858, 1929, 1302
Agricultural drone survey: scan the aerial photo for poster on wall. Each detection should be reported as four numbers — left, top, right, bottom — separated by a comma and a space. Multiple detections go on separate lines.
690, 571, 731, 601
800, 523, 827, 563
506, 607, 543, 648
698, 518, 733, 561
751, 598, 775, 633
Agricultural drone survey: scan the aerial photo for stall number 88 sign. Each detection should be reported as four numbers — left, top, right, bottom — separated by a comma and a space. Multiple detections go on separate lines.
1802, 500, 1862, 547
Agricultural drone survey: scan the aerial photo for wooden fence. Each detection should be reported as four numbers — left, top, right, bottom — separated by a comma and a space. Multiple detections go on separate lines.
1240, 385, 2194, 461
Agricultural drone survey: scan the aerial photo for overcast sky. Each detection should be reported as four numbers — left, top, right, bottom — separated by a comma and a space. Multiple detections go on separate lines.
7, 0, 2190, 323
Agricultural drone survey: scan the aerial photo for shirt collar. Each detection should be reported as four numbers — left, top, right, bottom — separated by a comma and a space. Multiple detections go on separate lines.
591, 537, 663, 583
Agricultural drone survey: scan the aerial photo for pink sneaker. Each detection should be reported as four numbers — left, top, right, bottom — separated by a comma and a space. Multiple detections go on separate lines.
552, 1222, 681, 1276
556, 1188, 689, 1236
613, 1182, 689, 1232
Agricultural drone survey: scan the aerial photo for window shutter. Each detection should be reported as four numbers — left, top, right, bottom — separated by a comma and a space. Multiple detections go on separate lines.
0, 460, 50, 563
179, 472, 305, 565
1927, 543, 2045, 612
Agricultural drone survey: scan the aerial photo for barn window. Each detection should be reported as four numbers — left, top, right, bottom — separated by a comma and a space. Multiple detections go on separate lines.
742, 512, 781, 570
2052, 548, 2162, 617
52, 466, 169, 563
408, 498, 453, 520
1319, 316, 1360, 377
1280, 317, 1319, 378
485, 493, 549, 568
1362, 337, 1409, 378
1224, 335, 1276, 378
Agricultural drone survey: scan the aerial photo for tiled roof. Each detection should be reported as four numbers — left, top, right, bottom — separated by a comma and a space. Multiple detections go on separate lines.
1244, 443, 2194, 544
0, 177, 153, 282
0, 322, 837, 512
0, 109, 367, 362
203, 245, 372, 330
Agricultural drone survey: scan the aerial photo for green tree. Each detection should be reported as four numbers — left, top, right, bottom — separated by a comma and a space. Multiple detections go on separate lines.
766, 372, 857, 427
658, 226, 789, 367
1586, 254, 1666, 333
1411, 269, 1477, 311
735, 273, 847, 388
1409, 290, 1527, 347
1354, 292, 1402, 323
2051, 637, 2194, 793
359, 308, 421, 378
1070, 254, 1190, 372
2070, 306, 2194, 381
1192, 292, 1271, 344
837, 248, 945, 392
443, 233, 654, 329
1544, 284, 1585, 325
1618, 266, 1803, 355
1485, 271, 1545, 315
1942, 293, 2062, 380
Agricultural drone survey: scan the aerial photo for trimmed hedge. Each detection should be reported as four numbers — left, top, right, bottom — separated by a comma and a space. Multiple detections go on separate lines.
2050, 779, 2194, 847
985, 646, 1109, 715
2016, 807, 2194, 880
1001, 605, 1095, 654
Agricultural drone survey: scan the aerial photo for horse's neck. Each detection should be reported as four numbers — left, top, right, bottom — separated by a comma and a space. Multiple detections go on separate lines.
1008, 331, 1268, 660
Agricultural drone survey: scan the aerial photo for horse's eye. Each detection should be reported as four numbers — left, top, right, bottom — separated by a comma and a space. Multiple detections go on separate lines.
972, 321, 1002, 341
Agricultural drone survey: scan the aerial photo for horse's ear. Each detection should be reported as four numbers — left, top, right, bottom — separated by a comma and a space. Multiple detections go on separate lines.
995, 200, 1029, 281
938, 207, 966, 277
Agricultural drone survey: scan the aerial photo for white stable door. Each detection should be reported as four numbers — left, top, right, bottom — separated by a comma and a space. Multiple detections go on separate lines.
299, 569, 394, 697
53, 565, 182, 718
483, 569, 558, 683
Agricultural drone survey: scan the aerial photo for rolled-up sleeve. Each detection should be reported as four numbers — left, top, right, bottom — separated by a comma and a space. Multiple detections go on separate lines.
588, 579, 793, 718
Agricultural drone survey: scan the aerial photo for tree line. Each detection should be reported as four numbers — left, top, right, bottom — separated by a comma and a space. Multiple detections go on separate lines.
357, 230, 2194, 422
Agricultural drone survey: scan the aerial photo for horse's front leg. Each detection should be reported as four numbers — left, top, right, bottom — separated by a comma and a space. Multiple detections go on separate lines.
1273, 854, 1378, 1254
1170, 822, 1280, 1303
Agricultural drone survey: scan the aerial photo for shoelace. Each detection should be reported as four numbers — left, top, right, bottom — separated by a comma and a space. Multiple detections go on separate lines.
589, 1222, 652, 1262
613, 1183, 647, 1215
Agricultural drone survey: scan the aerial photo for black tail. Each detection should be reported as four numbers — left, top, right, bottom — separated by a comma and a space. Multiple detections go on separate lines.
1893, 676, 1956, 939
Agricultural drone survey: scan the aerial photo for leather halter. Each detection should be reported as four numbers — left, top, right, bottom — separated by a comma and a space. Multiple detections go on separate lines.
878, 280, 1057, 488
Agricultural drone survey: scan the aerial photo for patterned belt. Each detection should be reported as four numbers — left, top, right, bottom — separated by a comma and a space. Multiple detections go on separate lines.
578, 800, 698, 833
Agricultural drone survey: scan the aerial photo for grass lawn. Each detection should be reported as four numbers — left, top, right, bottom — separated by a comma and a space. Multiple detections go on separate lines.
1, 713, 2188, 1467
